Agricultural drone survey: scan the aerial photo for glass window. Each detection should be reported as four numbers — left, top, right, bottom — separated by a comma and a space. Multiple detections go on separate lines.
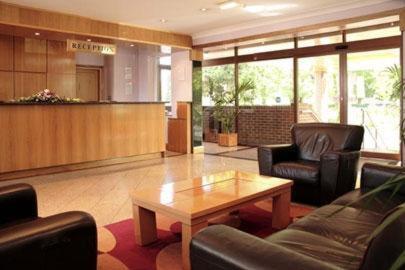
160, 68, 171, 104
238, 58, 293, 105
202, 64, 235, 106
347, 49, 400, 153
203, 49, 235, 60
238, 41, 294, 55
159, 56, 171, 65
298, 55, 340, 123
346, 26, 400, 42
298, 34, 342, 47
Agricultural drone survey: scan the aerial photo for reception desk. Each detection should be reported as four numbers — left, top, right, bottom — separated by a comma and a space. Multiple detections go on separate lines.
0, 102, 165, 176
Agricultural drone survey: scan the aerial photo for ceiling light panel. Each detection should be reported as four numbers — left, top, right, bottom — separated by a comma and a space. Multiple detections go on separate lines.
219, 1, 240, 10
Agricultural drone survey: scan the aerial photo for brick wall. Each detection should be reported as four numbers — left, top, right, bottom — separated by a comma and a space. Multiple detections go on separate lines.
203, 105, 295, 146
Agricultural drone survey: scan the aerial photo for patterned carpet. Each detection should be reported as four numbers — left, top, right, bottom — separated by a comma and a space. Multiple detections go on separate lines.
97, 201, 314, 270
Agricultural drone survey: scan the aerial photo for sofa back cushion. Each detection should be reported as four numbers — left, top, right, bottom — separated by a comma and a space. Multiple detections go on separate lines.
361, 163, 405, 196
292, 123, 364, 161
360, 205, 405, 270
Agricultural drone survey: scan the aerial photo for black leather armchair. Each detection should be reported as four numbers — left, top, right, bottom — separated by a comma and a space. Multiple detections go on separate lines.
0, 184, 97, 270
258, 123, 364, 205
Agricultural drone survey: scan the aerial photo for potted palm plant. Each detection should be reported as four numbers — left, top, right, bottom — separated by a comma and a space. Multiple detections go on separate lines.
206, 78, 255, 147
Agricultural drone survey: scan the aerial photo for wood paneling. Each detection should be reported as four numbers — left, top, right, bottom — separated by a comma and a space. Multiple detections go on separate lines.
14, 72, 46, 97
0, 71, 13, 100
401, 9, 405, 31
0, 103, 166, 173
0, 34, 13, 70
47, 40, 75, 74
76, 68, 99, 101
47, 73, 76, 97
14, 37, 46, 72
0, 1, 192, 49
167, 102, 191, 154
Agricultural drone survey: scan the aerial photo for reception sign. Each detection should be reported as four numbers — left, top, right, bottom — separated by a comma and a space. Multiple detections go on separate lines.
67, 39, 116, 55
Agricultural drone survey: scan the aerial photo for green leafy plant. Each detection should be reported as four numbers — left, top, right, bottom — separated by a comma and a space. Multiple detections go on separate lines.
385, 64, 403, 101
206, 78, 255, 133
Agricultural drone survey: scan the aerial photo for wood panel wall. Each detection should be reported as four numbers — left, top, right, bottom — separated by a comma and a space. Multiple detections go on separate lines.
0, 34, 77, 99
0, 1, 192, 49
0, 103, 165, 173
167, 102, 192, 154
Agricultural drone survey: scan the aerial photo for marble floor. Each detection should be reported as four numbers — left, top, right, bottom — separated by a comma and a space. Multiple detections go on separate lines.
0, 152, 396, 227
0, 153, 258, 227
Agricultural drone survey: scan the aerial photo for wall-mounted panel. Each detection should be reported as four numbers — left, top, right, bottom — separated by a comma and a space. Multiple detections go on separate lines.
47, 40, 76, 74
0, 35, 13, 71
14, 37, 46, 72
47, 73, 76, 98
0, 71, 13, 100
14, 72, 46, 97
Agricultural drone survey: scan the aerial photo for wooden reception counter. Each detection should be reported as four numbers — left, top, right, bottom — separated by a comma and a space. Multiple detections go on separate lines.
0, 102, 165, 178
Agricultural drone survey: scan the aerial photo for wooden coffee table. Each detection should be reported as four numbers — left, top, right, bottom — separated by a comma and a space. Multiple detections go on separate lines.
131, 171, 293, 270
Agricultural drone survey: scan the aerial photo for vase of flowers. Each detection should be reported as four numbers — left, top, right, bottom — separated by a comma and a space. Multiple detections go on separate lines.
15, 89, 82, 103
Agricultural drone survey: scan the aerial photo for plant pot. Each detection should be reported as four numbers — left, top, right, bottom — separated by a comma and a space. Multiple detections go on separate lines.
218, 133, 238, 147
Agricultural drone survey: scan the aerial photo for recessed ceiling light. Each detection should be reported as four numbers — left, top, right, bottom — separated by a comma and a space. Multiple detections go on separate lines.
390, 22, 395, 26
87, 38, 91, 42
266, 3, 297, 11
260, 12, 282, 17
219, 1, 240, 10
244, 5, 265, 13
160, 18, 167, 23
130, 44, 135, 47
200, 8, 208, 12
261, 41, 265, 45
34, 32, 40, 36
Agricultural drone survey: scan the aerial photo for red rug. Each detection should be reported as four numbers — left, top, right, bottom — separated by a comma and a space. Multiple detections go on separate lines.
97, 202, 313, 270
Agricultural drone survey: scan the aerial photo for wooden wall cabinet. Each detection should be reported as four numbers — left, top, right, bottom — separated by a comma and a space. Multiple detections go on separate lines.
14, 72, 46, 97
14, 37, 46, 72
0, 35, 13, 71
0, 71, 13, 100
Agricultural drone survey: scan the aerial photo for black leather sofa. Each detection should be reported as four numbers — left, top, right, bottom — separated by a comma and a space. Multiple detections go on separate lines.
190, 163, 405, 270
0, 183, 97, 270
258, 123, 364, 205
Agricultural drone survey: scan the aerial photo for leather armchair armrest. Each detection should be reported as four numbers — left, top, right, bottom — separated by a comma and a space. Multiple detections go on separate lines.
258, 144, 297, 176
191, 225, 339, 270
320, 151, 360, 204
0, 211, 97, 270
360, 163, 405, 195
0, 184, 37, 227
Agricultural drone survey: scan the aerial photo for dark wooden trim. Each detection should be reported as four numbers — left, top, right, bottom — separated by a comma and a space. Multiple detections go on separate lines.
339, 52, 348, 123
203, 36, 401, 67
401, 31, 404, 164
293, 37, 298, 123
234, 46, 239, 133
361, 151, 400, 161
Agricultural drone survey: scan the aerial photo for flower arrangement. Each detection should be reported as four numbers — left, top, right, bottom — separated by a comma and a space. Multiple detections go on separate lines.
15, 89, 82, 103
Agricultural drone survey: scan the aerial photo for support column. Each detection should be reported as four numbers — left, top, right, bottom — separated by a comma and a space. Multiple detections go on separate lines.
190, 49, 204, 153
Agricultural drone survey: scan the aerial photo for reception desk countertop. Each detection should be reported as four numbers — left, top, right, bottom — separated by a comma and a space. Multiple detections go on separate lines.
0, 103, 166, 174
0, 101, 167, 105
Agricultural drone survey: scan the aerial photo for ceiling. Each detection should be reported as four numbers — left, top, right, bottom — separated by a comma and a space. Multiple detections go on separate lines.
3, 0, 396, 36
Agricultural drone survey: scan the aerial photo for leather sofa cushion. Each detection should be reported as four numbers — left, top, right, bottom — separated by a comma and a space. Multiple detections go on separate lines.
332, 189, 405, 215
273, 160, 320, 186
287, 205, 384, 251
265, 229, 363, 270
292, 123, 363, 161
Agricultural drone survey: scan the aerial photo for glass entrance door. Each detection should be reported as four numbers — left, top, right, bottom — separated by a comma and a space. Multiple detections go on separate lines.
347, 49, 401, 153
297, 55, 340, 123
